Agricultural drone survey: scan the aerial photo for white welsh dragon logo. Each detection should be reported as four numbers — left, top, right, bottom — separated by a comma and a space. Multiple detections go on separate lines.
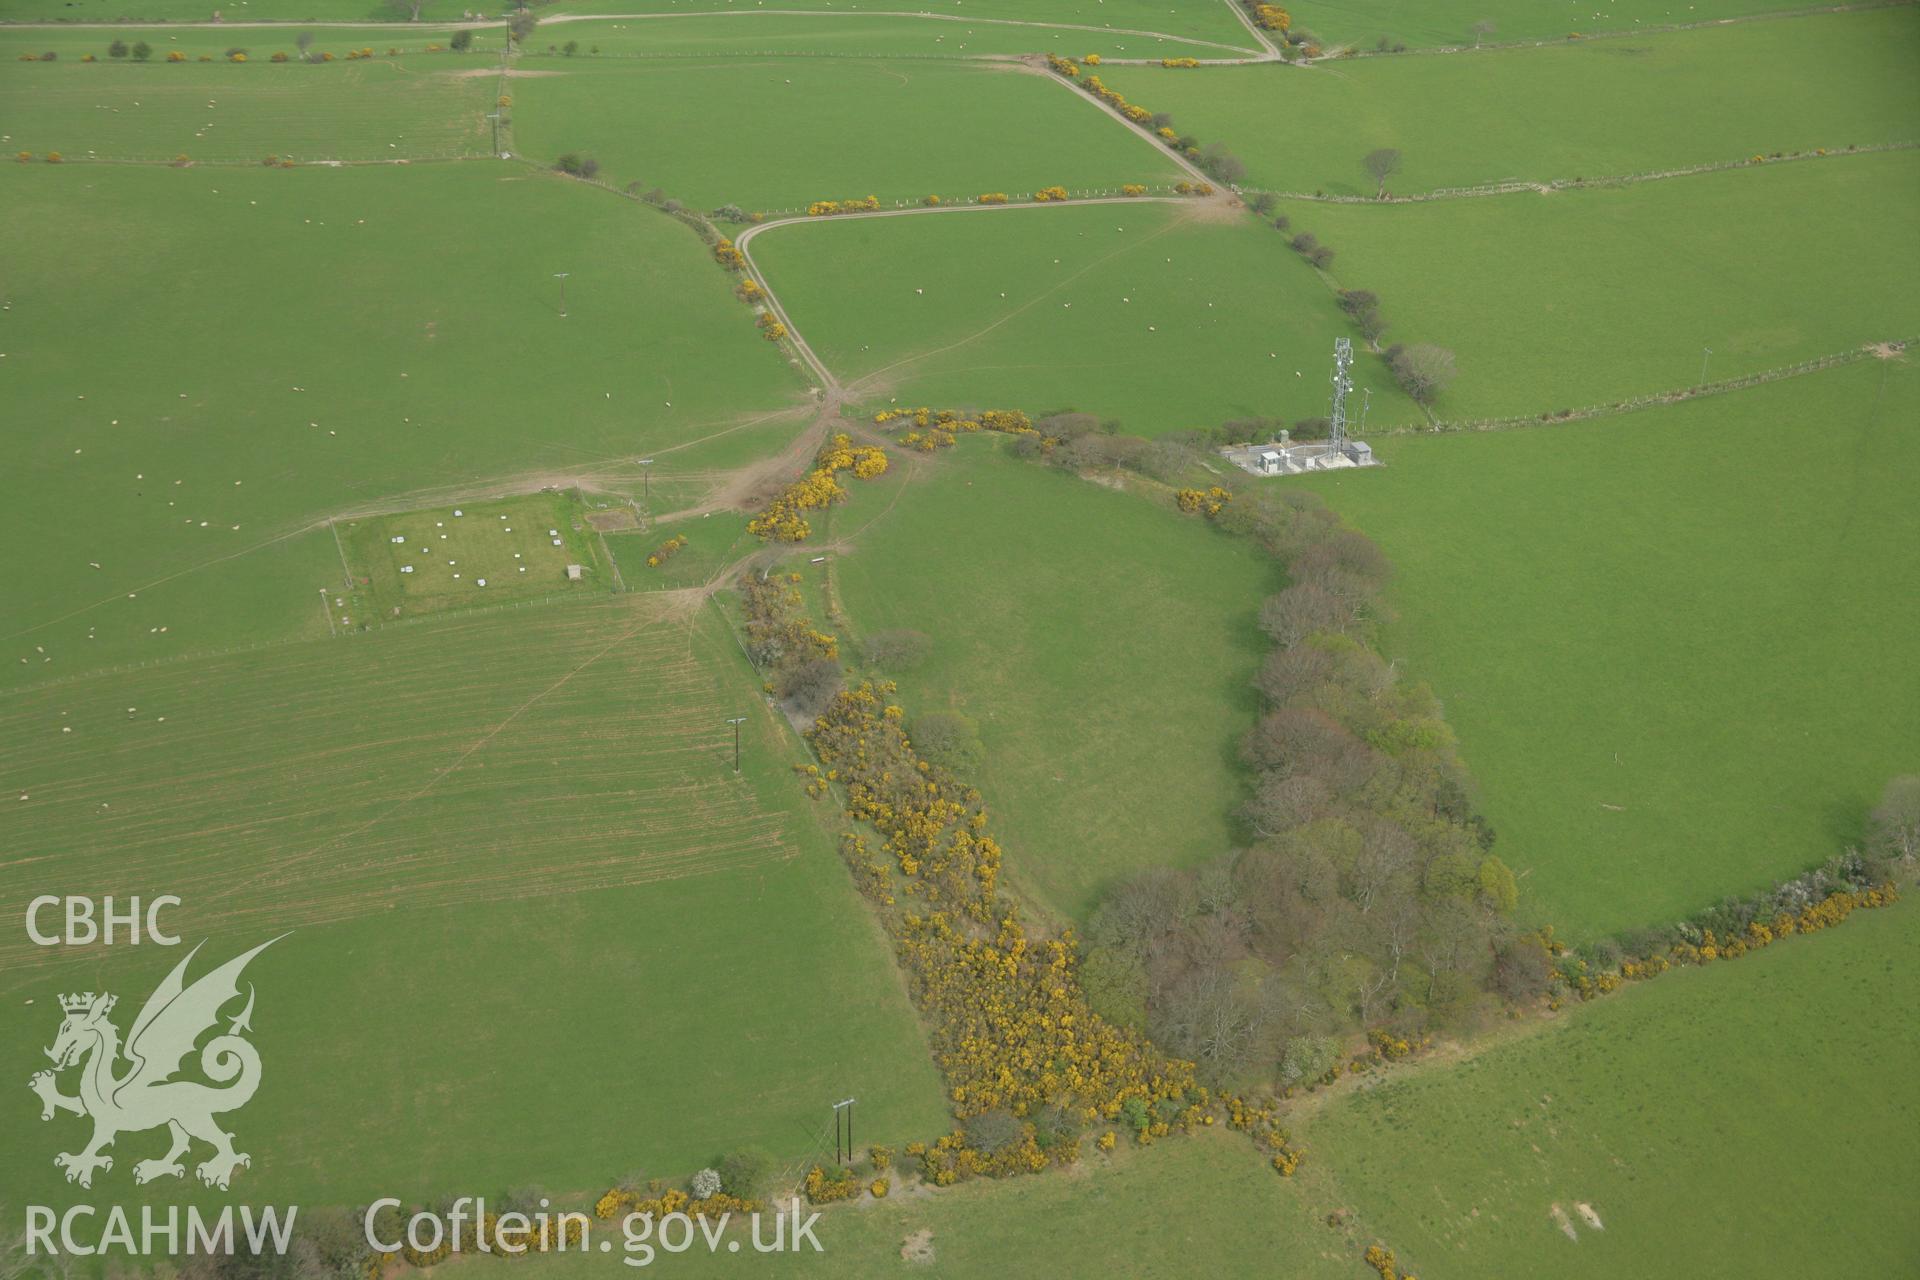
28, 936, 282, 1191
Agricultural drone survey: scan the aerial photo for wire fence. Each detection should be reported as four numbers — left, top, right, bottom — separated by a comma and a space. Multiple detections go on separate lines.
1398, 338, 1913, 437
1260, 141, 1920, 206
1, 590, 615, 700
513, 47, 1026, 65
1328, 0, 1914, 62
33, 150, 489, 167
742, 182, 1202, 221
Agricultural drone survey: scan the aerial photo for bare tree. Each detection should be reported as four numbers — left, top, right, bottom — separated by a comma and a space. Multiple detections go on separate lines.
1258, 583, 1357, 647
1471, 19, 1496, 46
1247, 773, 1333, 836
1362, 147, 1402, 199
1242, 707, 1358, 778
1345, 818, 1418, 914
1491, 935, 1553, 1001
1151, 966, 1276, 1079
1194, 853, 1240, 916
1089, 869, 1198, 950
1415, 898, 1486, 999
1387, 343, 1457, 404
1295, 528, 1392, 586
2, 1227, 78, 1280
1198, 142, 1247, 185
779, 657, 843, 717
385, 0, 425, 21
862, 628, 931, 670
1256, 643, 1337, 707
1868, 775, 1920, 864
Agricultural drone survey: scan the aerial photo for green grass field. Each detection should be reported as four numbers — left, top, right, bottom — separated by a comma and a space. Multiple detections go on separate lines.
508, 1127, 1350, 1279
1287, 0, 1828, 49
509, 59, 1184, 215
828, 439, 1275, 922
523, 0, 1259, 48
1101, 10, 1920, 196
751, 198, 1427, 433
4, 5, 1916, 1270
0, 0, 476, 20
1291, 896, 1920, 1277
0, 596, 951, 1206
503, 14, 1236, 61
0, 54, 496, 161
0, 0, 1257, 46
1274, 149, 1920, 418
1303, 357, 1920, 938
0, 25, 510, 60
0, 160, 803, 689
609, 511, 754, 591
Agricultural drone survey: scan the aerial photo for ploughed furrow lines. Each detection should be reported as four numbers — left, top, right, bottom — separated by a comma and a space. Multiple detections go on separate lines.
1, 597, 797, 972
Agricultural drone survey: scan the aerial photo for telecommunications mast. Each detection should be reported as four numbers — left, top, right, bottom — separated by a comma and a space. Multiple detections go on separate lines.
1327, 337, 1353, 458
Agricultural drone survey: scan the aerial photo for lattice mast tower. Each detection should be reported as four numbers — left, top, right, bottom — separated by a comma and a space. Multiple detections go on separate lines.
1328, 337, 1353, 457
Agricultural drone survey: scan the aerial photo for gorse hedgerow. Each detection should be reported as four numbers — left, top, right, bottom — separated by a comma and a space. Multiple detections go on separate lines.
746, 434, 888, 542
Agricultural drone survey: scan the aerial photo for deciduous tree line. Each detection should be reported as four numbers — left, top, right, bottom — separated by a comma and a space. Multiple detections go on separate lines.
1076, 486, 1527, 1086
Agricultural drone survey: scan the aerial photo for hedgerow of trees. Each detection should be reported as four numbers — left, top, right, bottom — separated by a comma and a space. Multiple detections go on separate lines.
1075, 488, 1521, 1084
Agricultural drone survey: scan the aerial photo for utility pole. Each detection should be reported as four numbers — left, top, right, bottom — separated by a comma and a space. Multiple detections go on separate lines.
832, 1098, 856, 1165
725, 716, 747, 772
486, 111, 502, 158
1700, 347, 1712, 386
554, 271, 570, 318
638, 457, 654, 504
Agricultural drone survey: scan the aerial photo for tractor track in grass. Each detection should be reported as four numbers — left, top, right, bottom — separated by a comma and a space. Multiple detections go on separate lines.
0, 8, 1266, 57
727, 63, 1227, 397
733, 193, 1223, 395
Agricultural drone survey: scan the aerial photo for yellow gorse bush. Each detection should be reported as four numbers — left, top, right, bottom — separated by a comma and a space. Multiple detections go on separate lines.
804, 681, 1198, 1142
643, 534, 687, 569
807, 195, 881, 217
745, 434, 887, 542
593, 1184, 760, 1227
395, 1212, 586, 1267
1175, 486, 1232, 517
1247, 1, 1292, 31
801, 1165, 862, 1204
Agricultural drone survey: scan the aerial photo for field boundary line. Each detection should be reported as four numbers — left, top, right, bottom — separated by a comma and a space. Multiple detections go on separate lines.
1322, 0, 1916, 62
0, 518, 333, 646
43, 152, 490, 169
0, 591, 619, 701
513, 48, 1031, 65
198, 593, 696, 906
327, 518, 353, 588
533, 8, 1264, 55
1028, 58, 1220, 188
732, 192, 1212, 394
1216, 0, 1281, 58
1402, 338, 1913, 436
1254, 140, 1920, 206
0, 9, 1266, 54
